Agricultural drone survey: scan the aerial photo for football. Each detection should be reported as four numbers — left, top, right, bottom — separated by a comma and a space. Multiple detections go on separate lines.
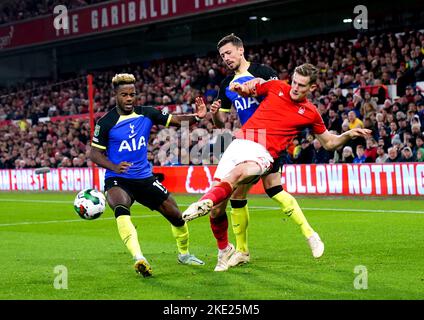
73, 188, 106, 220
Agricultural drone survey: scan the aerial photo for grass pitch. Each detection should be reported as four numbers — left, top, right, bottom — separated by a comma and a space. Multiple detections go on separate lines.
0, 192, 423, 300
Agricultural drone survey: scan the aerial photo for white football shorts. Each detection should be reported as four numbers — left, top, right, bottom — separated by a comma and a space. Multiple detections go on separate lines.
214, 139, 274, 181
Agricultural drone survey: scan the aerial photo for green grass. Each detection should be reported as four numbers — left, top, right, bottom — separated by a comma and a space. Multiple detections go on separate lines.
0, 192, 423, 300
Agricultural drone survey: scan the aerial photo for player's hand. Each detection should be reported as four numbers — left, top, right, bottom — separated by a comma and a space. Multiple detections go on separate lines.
194, 96, 207, 119
347, 128, 372, 139
243, 78, 264, 94
210, 99, 221, 114
229, 82, 251, 97
113, 161, 132, 174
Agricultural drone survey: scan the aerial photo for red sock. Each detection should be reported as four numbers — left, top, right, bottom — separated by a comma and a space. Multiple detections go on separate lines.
201, 181, 233, 205
210, 214, 229, 250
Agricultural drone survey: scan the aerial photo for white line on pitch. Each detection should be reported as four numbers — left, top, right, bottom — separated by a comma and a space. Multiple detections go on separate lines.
0, 214, 158, 227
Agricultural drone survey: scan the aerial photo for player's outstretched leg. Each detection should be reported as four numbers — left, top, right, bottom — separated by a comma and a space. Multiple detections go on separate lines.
171, 223, 205, 266
266, 185, 324, 258
182, 199, 214, 222
182, 181, 233, 221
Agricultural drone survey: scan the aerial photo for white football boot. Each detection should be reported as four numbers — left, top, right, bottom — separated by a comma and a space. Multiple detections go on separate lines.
214, 243, 236, 272
307, 232, 324, 258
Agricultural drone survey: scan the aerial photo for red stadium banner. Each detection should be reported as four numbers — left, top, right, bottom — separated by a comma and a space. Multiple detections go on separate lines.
0, 0, 269, 51
0, 163, 423, 196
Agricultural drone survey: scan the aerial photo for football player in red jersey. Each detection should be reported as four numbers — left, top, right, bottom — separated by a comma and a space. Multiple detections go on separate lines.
206, 34, 324, 272
183, 64, 371, 268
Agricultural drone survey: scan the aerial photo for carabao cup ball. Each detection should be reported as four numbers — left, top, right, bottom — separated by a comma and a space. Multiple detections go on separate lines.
73, 188, 106, 220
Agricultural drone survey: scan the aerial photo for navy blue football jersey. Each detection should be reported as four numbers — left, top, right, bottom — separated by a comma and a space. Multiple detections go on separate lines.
92, 106, 171, 180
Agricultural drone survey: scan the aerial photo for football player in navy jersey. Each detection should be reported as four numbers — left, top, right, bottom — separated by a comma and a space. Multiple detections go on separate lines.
206, 34, 322, 272
89, 73, 206, 277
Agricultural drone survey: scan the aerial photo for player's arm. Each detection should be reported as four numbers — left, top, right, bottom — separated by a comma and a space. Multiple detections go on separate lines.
89, 119, 131, 173
140, 104, 207, 128
315, 128, 372, 151
89, 146, 132, 173
211, 100, 227, 128
211, 78, 232, 128
230, 78, 268, 97
168, 97, 207, 126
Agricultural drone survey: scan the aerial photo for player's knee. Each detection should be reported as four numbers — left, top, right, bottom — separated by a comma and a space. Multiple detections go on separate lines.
114, 205, 130, 218
210, 206, 224, 218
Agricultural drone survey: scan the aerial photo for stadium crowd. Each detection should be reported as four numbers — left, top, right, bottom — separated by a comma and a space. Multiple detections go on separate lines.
0, 0, 106, 25
1, 29, 424, 169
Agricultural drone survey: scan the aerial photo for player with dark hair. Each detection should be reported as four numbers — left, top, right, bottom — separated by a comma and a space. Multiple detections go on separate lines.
207, 34, 323, 272
89, 73, 206, 277
183, 64, 372, 268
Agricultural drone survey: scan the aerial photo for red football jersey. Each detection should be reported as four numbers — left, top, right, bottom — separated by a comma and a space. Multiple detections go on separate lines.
235, 80, 327, 158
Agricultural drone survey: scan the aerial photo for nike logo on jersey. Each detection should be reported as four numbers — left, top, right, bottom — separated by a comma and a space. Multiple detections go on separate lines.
129, 133, 137, 139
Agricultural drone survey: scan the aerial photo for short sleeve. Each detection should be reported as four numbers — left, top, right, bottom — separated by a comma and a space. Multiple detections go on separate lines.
256, 64, 278, 80
138, 106, 172, 127
91, 118, 109, 150
255, 79, 279, 96
312, 109, 327, 135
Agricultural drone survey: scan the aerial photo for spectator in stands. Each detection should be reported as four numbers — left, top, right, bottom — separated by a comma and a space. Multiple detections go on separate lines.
364, 138, 378, 162
353, 145, 367, 163
296, 139, 314, 164
347, 111, 364, 129
312, 139, 330, 164
411, 123, 422, 139
375, 145, 389, 163
385, 147, 400, 162
399, 146, 415, 162
326, 109, 342, 133
416, 148, 424, 162
340, 146, 354, 163
414, 135, 424, 154
415, 59, 424, 82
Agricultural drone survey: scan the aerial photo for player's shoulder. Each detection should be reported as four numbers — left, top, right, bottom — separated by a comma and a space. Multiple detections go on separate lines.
219, 74, 233, 88
262, 78, 284, 88
97, 107, 119, 126
249, 62, 278, 79
135, 105, 167, 119
305, 99, 319, 111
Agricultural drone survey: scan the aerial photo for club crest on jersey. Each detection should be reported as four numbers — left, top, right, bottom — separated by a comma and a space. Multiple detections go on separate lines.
129, 123, 136, 138
94, 124, 100, 137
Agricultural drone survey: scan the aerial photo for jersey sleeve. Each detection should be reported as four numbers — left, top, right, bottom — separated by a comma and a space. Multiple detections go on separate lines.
256, 64, 279, 80
139, 106, 172, 127
91, 118, 109, 150
217, 77, 232, 112
255, 79, 280, 96
311, 108, 327, 134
